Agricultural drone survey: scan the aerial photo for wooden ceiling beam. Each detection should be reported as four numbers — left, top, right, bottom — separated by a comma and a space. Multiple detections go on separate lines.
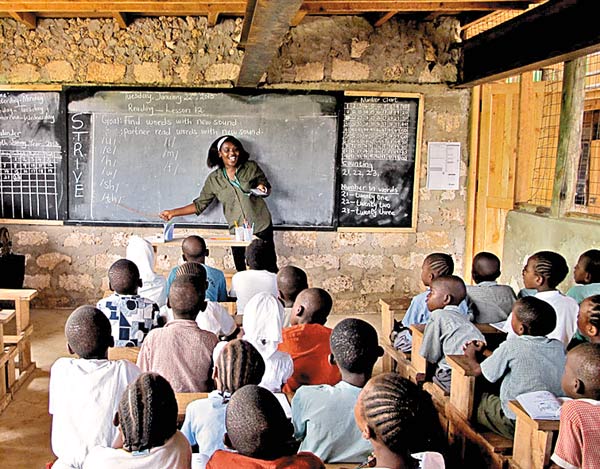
374, 10, 398, 27
290, 9, 307, 27
111, 11, 128, 28
237, 0, 304, 87
0, 2, 246, 13
460, 0, 600, 87
8, 11, 36, 28
301, 2, 531, 12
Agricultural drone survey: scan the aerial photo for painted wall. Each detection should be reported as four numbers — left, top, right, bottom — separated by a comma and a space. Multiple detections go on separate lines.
0, 16, 470, 313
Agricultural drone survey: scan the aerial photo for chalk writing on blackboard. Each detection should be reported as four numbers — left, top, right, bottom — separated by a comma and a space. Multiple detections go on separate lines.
338, 93, 422, 229
0, 92, 65, 220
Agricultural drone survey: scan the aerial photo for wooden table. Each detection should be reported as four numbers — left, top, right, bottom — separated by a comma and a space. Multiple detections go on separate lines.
146, 234, 253, 249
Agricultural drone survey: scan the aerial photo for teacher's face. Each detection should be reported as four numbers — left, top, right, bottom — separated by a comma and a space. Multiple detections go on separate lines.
219, 141, 240, 169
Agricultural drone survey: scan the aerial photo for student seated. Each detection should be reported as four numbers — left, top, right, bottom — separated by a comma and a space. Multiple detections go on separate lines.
125, 235, 167, 307
206, 385, 325, 468
137, 274, 218, 392
229, 239, 279, 314
505, 251, 578, 347
83, 372, 191, 469
467, 251, 516, 323
463, 297, 566, 439
568, 295, 600, 350
552, 343, 600, 469
567, 249, 600, 304
165, 235, 228, 302
97, 259, 161, 347
354, 372, 447, 469
279, 288, 341, 393
292, 318, 383, 463
181, 339, 265, 460
238, 292, 294, 393
49, 306, 141, 469
420, 275, 485, 392
277, 265, 308, 328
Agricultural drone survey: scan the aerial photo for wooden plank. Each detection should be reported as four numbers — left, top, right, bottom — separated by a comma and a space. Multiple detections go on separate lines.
409, 324, 427, 375
289, 9, 307, 27
460, 0, 600, 87
0, 219, 63, 225
0, 309, 16, 324
207, 11, 219, 26
8, 11, 36, 28
176, 392, 208, 424
447, 354, 477, 421
107, 346, 140, 363
111, 11, 128, 27
4, 324, 33, 345
374, 10, 397, 27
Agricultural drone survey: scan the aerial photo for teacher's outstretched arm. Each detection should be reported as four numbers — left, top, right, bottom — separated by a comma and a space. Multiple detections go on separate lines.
159, 203, 196, 221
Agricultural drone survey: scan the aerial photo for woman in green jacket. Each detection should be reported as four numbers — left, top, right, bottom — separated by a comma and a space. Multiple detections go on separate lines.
160, 135, 276, 271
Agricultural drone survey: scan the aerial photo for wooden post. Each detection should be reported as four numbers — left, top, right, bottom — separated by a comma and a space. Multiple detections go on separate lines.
551, 57, 587, 217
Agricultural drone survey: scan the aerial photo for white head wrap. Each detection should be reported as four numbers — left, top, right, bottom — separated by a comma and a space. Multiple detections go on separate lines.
216, 136, 229, 152
125, 235, 167, 306
242, 292, 284, 359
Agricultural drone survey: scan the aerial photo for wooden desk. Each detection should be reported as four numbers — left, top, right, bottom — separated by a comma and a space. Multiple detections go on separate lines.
176, 392, 208, 425
508, 401, 560, 469
409, 324, 428, 377
147, 235, 252, 249
108, 346, 140, 364
447, 354, 478, 421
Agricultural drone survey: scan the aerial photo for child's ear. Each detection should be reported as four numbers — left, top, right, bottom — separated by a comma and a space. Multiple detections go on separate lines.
138, 278, 143, 288
589, 324, 599, 337
108, 281, 114, 292
212, 365, 219, 381
574, 378, 585, 396
108, 336, 115, 348
67, 343, 75, 355
328, 353, 336, 366
534, 273, 545, 287
442, 293, 452, 306
296, 305, 305, 318
113, 412, 120, 427
223, 433, 234, 450
375, 345, 384, 358
360, 423, 374, 441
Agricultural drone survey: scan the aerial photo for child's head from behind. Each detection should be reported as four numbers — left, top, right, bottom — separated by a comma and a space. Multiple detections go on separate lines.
426, 275, 466, 311
421, 253, 454, 287
574, 249, 600, 285
577, 295, 600, 342
330, 318, 383, 379
354, 372, 445, 460
108, 259, 141, 295
276, 265, 308, 307
561, 343, 600, 400
290, 287, 333, 326
511, 296, 556, 337
246, 239, 277, 272
181, 235, 208, 262
215, 339, 265, 395
472, 252, 501, 283
522, 251, 569, 290
169, 274, 206, 320
225, 384, 296, 460
65, 305, 113, 359
116, 372, 178, 452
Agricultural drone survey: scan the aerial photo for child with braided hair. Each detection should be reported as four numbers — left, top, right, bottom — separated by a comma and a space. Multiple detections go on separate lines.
504, 251, 578, 347
181, 339, 265, 461
353, 372, 446, 469
83, 372, 191, 468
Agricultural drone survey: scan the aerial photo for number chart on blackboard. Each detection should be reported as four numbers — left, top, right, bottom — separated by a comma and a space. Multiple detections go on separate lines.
338, 92, 423, 231
0, 91, 66, 220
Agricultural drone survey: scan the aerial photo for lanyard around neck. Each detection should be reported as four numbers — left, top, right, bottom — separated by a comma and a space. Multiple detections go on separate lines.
223, 168, 251, 196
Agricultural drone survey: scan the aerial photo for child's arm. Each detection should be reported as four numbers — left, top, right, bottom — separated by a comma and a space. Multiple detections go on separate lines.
461, 340, 486, 377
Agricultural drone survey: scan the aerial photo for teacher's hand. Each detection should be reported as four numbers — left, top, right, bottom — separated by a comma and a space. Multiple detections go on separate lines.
159, 210, 174, 221
255, 184, 270, 195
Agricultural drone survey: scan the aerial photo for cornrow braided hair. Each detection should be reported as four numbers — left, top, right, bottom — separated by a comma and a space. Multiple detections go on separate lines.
216, 339, 265, 398
425, 253, 454, 277
118, 372, 178, 453
359, 372, 445, 457
530, 251, 569, 288
582, 249, 600, 283
585, 294, 600, 330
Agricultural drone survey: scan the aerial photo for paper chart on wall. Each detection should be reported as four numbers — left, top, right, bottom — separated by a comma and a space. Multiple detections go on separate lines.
426, 142, 460, 190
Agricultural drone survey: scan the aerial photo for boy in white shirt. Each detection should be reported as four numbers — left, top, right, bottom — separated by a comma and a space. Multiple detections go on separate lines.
49, 305, 141, 468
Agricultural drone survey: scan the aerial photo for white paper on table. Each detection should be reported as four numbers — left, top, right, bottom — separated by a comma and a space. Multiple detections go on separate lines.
426, 142, 461, 190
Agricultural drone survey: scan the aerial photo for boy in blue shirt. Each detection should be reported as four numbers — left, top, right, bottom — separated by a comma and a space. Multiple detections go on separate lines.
166, 235, 228, 302
291, 318, 383, 463
567, 249, 600, 304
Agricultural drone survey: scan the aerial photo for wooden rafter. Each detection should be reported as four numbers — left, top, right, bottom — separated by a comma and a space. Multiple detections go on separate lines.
111, 11, 128, 28
8, 11, 36, 28
374, 10, 398, 27
290, 9, 307, 27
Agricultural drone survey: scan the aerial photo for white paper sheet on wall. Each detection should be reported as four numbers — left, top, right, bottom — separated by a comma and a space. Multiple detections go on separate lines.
426, 142, 461, 190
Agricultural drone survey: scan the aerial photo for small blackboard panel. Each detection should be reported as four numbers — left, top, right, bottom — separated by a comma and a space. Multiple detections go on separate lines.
67, 89, 338, 227
338, 92, 423, 231
0, 91, 66, 220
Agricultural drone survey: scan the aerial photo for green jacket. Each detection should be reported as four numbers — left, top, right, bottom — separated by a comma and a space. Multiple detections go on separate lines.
193, 160, 272, 233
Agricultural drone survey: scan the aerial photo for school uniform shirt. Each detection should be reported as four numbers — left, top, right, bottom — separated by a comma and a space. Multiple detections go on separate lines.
126, 235, 168, 307
97, 293, 160, 347
503, 290, 579, 347
166, 263, 228, 302
49, 358, 141, 469
419, 306, 485, 371
181, 390, 230, 458
137, 319, 218, 392
206, 450, 325, 469
279, 323, 341, 393
82, 430, 192, 469
371, 452, 446, 469
566, 283, 600, 304
480, 335, 565, 419
401, 289, 469, 327
292, 381, 371, 463
551, 399, 600, 469
193, 160, 272, 234
230, 270, 278, 315
466, 281, 516, 323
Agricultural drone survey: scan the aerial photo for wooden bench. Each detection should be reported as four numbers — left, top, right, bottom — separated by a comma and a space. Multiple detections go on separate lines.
176, 392, 208, 426
0, 309, 14, 412
0, 289, 38, 398
507, 401, 560, 469
379, 297, 410, 374
107, 346, 140, 364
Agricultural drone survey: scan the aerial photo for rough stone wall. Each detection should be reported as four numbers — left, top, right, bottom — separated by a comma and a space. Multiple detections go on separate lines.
0, 15, 469, 313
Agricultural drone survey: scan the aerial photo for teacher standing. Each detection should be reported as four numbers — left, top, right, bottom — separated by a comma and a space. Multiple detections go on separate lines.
159, 135, 276, 272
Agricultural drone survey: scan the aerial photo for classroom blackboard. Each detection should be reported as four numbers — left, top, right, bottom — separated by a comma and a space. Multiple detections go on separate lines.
338, 92, 423, 231
0, 91, 66, 220
66, 89, 339, 227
